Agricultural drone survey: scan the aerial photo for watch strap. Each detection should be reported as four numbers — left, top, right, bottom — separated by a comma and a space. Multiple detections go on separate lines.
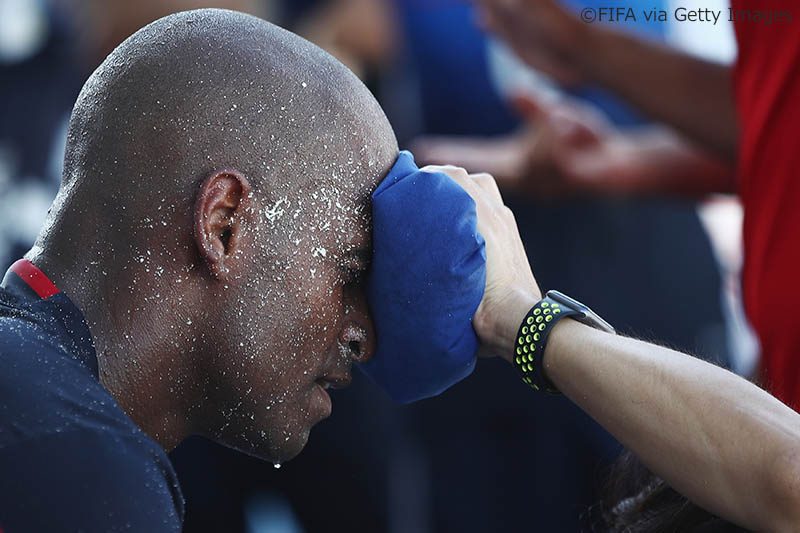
513, 294, 578, 394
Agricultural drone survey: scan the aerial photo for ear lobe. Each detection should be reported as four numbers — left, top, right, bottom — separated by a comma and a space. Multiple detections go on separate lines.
194, 169, 252, 278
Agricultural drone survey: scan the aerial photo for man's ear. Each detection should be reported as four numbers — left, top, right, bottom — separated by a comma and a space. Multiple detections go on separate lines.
194, 169, 252, 278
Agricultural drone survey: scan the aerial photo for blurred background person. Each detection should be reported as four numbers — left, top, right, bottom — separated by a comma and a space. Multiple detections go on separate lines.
461, 0, 800, 526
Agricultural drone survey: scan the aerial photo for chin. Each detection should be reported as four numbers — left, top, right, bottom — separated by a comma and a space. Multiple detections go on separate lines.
272, 427, 311, 463
229, 425, 312, 464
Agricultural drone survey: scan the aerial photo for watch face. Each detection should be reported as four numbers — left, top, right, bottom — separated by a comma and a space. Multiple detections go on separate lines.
547, 290, 586, 312
546, 291, 615, 334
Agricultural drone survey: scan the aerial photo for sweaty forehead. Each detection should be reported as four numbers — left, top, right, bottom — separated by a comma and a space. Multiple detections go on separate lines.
252, 153, 380, 261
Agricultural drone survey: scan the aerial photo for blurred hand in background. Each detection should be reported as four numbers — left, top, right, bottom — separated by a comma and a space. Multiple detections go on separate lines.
412, 93, 734, 199
412, 94, 635, 198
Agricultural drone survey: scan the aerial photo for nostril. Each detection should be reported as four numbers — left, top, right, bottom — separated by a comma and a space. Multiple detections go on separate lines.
348, 341, 360, 356
341, 325, 368, 361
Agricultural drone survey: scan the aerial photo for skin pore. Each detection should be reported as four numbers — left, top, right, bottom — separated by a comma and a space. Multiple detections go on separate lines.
27, 9, 398, 464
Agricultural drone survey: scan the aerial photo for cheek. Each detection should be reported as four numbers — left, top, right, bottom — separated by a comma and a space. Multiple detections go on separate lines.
233, 272, 345, 389
289, 278, 346, 363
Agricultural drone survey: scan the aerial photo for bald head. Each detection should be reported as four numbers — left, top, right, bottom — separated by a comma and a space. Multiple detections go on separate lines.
62, 8, 396, 209
32, 10, 398, 459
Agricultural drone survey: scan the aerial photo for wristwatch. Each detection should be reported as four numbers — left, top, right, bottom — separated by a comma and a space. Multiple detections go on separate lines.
513, 290, 615, 393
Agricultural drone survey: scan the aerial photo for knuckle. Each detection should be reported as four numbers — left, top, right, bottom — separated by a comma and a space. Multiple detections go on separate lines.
421, 164, 470, 182
448, 165, 470, 178
472, 172, 497, 183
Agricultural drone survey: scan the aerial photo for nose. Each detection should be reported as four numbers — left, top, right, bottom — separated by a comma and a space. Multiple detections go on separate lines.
340, 289, 375, 363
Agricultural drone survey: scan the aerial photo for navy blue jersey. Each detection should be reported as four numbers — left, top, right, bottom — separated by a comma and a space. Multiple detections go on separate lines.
0, 260, 184, 532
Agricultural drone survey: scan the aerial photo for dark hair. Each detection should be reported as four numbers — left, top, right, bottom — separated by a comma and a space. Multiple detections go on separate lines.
595, 450, 750, 532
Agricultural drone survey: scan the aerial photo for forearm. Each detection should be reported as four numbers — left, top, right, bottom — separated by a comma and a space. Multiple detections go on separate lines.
448, 163, 797, 528
578, 27, 737, 161
604, 128, 735, 197
542, 319, 800, 530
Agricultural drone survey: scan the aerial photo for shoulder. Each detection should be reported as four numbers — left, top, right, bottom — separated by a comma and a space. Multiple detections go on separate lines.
0, 427, 184, 532
0, 312, 185, 530
0, 314, 117, 441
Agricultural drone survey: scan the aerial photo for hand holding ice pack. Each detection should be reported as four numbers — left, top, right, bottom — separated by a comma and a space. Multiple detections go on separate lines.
360, 151, 486, 403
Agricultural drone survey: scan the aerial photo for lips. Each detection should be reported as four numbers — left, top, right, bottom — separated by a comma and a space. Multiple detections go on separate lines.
313, 382, 332, 418
311, 371, 351, 420
315, 372, 352, 391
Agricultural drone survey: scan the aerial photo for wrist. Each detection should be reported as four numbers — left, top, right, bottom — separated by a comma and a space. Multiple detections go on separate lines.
509, 291, 614, 392
541, 317, 584, 389
475, 289, 539, 362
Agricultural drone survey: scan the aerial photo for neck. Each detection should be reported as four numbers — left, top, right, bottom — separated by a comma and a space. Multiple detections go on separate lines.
25, 241, 194, 450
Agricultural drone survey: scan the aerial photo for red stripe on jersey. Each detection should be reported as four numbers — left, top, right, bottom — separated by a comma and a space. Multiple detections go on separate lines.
9, 259, 61, 299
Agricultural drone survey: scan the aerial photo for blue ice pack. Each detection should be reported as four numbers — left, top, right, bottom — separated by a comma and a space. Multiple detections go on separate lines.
360, 151, 486, 403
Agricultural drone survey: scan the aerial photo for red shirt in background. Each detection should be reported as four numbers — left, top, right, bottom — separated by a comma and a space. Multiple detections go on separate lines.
733, 0, 800, 409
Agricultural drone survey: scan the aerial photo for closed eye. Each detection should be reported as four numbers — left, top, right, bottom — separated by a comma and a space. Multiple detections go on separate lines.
344, 267, 365, 284
341, 260, 367, 285
341, 248, 370, 285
